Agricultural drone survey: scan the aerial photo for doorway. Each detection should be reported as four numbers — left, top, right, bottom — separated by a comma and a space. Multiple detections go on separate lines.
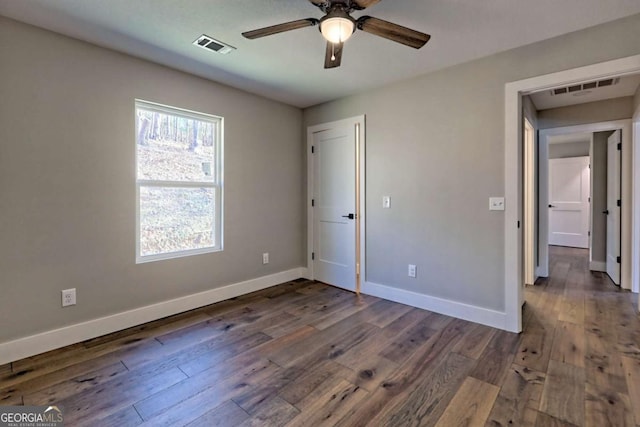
504, 54, 640, 333
537, 123, 628, 287
306, 116, 366, 293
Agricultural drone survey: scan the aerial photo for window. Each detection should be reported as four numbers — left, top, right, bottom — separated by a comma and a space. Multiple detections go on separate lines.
135, 100, 223, 263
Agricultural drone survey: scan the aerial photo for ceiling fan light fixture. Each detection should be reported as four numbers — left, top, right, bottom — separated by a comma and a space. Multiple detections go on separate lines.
242, 0, 431, 69
320, 17, 354, 43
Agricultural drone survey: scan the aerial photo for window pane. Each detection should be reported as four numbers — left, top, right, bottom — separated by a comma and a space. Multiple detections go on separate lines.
136, 108, 216, 182
139, 186, 216, 257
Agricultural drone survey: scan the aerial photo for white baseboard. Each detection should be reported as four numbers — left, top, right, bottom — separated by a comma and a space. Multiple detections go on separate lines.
589, 261, 606, 272
362, 281, 507, 330
0, 267, 307, 365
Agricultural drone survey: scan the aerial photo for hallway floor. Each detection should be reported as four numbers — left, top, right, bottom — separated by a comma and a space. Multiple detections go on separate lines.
523, 245, 640, 426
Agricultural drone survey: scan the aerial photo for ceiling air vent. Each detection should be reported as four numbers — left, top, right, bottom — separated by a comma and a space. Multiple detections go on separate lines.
193, 35, 235, 55
550, 78, 619, 96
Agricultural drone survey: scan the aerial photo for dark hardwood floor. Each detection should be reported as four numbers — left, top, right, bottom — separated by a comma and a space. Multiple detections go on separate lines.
1, 246, 639, 426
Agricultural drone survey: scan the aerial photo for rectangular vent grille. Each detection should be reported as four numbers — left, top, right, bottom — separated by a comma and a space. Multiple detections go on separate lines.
193, 35, 235, 55
551, 78, 619, 96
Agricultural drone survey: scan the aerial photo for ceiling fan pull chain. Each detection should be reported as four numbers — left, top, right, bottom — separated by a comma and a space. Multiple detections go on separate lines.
331, 43, 336, 61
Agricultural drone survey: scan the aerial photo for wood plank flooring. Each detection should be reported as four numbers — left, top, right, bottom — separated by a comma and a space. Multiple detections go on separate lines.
1, 246, 638, 426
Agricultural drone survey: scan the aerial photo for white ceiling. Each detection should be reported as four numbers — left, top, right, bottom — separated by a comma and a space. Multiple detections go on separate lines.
530, 73, 640, 110
2, 0, 640, 108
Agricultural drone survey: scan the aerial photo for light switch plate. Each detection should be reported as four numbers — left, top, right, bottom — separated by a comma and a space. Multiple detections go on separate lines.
408, 264, 417, 278
489, 197, 505, 211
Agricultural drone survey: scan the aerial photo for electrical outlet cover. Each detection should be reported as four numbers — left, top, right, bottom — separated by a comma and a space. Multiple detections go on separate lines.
489, 197, 505, 211
62, 288, 76, 307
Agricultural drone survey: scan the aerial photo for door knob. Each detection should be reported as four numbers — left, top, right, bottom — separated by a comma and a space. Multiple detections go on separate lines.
548, 204, 556, 208
341, 213, 355, 220
603, 210, 609, 215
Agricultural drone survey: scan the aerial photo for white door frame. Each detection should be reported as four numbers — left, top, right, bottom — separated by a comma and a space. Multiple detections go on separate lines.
524, 118, 536, 287
306, 116, 366, 291
634, 116, 640, 302
505, 54, 640, 332
538, 121, 631, 280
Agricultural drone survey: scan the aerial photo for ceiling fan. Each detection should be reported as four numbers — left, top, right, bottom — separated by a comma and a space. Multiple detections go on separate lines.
242, 0, 431, 69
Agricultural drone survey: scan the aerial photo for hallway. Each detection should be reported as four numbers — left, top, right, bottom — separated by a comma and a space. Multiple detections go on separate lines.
523, 245, 640, 426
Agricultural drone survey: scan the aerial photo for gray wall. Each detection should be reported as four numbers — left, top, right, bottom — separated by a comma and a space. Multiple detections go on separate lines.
0, 17, 304, 343
303, 13, 640, 312
538, 97, 634, 129
549, 141, 590, 159
591, 131, 612, 264
635, 83, 640, 115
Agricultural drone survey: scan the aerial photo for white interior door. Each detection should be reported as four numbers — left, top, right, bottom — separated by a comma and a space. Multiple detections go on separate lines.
313, 126, 356, 291
606, 130, 621, 285
548, 156, 590, 248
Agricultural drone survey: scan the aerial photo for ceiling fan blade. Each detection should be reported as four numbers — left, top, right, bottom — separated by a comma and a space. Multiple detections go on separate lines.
242, 18, 319, 39
351, 0, 381, 9
324, 42, 343, 69
357, 16, 430, 49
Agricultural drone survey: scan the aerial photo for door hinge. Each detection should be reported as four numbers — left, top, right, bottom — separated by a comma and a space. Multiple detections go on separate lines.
617, 256, 621, 264
311, 252, 315, 260
588, 197, 591, 203
517, 220, 520, 229
311, 146, 315, 154
588, 231, 591, 237
311, 199, 315, 207
617, 199, 621, 207
617, 142, 622, 151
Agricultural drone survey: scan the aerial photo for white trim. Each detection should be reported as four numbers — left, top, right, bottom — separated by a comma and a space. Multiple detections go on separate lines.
505, 82, 523, 333
0, 267, 306, 365
524, 118, 536, 286
634, 118, 640, 295
362, 281, 507, 330
134, 99, 224, 264
536, 137, 550, 278
590, 261, 607, 272
506, 54, 640, 332
135, 99, 224, 122
137, 180, 217, 188
306, 116, 366, 286
589, 134, 595, 268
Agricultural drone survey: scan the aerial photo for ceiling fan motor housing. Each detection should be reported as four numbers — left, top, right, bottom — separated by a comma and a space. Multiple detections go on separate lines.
315, 0, 368, 13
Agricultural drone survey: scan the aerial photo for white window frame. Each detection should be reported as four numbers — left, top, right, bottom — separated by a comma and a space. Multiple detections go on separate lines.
135, 99, 223, 263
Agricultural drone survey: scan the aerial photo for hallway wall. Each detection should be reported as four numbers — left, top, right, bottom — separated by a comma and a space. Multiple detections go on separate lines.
549, 141, 590, 158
